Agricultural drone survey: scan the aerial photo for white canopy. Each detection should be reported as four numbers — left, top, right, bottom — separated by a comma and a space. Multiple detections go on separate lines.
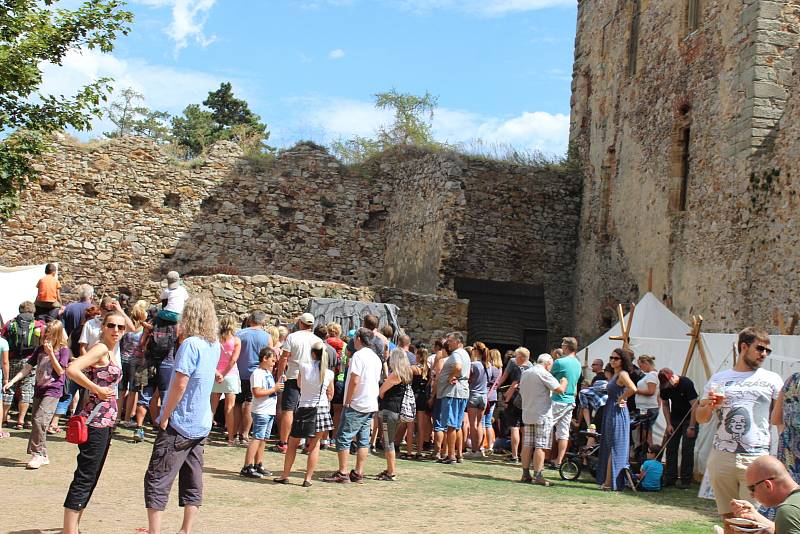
578, 292, 800, 477
0, 264, 45, 324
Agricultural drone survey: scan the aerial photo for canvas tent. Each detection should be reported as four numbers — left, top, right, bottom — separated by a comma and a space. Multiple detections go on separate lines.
0, 264, 46, 325
579, 292, 800, 476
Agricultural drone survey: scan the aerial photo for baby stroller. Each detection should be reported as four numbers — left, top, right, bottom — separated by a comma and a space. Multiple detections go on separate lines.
559, 429, 601, 481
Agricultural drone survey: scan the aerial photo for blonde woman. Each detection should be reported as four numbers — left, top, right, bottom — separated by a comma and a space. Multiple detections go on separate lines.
484, 349, 503, 454
144, 295, 220, 534
211, 315, 242, 446
274, 341, 334, 487
412, 348, 431, 459
3, 320, 70, 468
376, 348, 413, 480
635, 354, 660, 447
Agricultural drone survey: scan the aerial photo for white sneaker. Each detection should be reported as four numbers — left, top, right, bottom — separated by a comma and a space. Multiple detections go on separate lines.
26, 454, 44, 469
39, 455, 49, 466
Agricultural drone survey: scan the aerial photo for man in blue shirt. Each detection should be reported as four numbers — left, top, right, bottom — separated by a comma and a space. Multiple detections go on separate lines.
235, 311, 271, 443
550, 336, 583, 468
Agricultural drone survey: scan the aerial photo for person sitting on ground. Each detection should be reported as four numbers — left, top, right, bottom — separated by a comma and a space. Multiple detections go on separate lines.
34, 263, 61, 320
277, 340, 334, 486
638, 445, 664, 492
3, 320, 70, 468
241, 348, 283, 478
519, 353, 567, 486
722, 455, 800, 534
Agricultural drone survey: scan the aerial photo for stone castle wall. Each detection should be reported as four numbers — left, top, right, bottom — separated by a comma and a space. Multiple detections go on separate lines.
1, 134, 578, 346
570, 0, 800, 340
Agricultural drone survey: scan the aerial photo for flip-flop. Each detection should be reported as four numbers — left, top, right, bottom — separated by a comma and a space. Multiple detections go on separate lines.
13, 424, 23, 430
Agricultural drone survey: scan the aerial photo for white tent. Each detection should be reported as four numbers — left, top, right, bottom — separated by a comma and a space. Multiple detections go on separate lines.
0, 264, 46, 324
578, 292, 800, 477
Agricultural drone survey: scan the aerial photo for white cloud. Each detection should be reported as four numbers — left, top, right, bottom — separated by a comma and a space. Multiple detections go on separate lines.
135, 0, 217, 54
328, 48, 346, 60
278, 96, 569, 155
311, 0, 573, 15
38, 47, 227, 136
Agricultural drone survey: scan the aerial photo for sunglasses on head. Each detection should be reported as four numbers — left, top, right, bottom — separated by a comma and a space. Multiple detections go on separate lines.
609, 356, 621, 361
105, 322, 125, 331
754, 344, 772, 355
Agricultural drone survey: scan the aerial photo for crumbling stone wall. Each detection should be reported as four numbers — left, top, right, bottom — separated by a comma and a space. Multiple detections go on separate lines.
1, 134, 578, 344
571, 0, 800, 341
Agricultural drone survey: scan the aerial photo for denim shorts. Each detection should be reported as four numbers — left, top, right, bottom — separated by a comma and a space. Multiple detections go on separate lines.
439, 397, 468, 430
467, 393, 487, 410
251, 413, 275, 440
483, 401, 496, 428
335, 406, 373, 451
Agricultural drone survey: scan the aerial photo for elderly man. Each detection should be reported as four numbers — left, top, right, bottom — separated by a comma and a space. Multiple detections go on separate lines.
720, 455, 800, 533
519, 353, 567, 486
697, 327, 784, 519
590, 359, 605, 385
436, 332, 471, 464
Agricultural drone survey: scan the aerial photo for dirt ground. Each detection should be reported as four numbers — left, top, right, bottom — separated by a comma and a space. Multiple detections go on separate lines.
0, 426, 717, 534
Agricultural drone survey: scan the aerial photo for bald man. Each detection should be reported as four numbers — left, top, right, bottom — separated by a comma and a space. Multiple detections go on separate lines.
726, 455, 800, 533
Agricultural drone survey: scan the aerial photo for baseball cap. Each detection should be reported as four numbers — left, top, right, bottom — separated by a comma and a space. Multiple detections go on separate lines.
166, 271, 180, 289
299, 312, 315, 326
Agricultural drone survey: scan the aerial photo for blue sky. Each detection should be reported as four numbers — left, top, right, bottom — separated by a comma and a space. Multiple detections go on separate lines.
45, 0, 577, 155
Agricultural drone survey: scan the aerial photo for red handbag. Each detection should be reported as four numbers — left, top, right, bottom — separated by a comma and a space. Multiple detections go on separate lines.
66, 404, 104, 444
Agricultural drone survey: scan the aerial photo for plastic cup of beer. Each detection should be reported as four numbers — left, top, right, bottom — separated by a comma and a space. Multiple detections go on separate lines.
708, 382, 726, 406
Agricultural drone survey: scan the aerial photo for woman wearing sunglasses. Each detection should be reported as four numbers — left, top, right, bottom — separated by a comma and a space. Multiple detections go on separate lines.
597, 347, 637, 491
62, 311, 125, 534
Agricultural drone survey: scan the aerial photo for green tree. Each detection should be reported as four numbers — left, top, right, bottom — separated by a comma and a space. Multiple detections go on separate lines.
0, 0, 133, 218
104, 87, 170, 142
331, 89, 441, 163
171, 82, 269, 158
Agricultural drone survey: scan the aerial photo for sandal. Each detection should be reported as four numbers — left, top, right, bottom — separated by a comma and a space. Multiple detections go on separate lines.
13, 424, 23, 430
0, 431, 10, 438
47, 426, 62, 435
376, 471, 397, 481
23, 422, 32, 429
301, 480, 312, 487
600, 485, 612, 491
273, 477, 289, 484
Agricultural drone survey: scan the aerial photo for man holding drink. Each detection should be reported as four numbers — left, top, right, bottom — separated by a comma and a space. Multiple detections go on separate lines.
697, 327, 784, 519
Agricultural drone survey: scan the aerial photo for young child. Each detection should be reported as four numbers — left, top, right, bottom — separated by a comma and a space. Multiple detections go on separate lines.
3, 320, 70, 468
639, 445, 664, 491
241, 347, 284, 478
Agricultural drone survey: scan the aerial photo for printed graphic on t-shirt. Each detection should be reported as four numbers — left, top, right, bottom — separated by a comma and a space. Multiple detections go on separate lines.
704, 369, 782, 454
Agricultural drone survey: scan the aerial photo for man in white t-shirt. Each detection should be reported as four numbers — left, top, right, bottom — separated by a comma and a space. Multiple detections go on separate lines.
324, 328, 382, 484
277, 313, 322, 450
697, 327, 784, 519
519, 353, 567, 487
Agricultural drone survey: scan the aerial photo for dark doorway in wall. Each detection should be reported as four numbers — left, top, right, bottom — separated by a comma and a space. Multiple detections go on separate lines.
454, 278, 548, 356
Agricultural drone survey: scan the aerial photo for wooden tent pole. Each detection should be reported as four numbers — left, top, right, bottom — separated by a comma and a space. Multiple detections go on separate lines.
732, 343, 738, 366
681, 315, 701, 376
694, 316, 712, 379
789, 313, 800, 336
609, 302, 635, 349
647, 268, 653, 293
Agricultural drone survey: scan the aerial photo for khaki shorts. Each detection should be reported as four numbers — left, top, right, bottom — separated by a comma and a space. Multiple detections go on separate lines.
707, 448, 763, 514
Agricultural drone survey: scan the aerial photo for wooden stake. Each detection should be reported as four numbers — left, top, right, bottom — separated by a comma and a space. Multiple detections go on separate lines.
681, 315, 702, 376
647, 267, 653, 293
789, 313, 799, 335
776, 310, 786, 336
732, 343, 738, 366
609, 302, 636, 349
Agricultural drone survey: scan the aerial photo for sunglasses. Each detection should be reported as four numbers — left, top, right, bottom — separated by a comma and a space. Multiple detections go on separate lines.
104, 323, 126, 331
754, 344, 772, 355
609, 356, 621, 361
747, 477, 774, 494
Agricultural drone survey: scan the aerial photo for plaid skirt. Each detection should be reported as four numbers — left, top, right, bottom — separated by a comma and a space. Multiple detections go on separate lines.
316, 405, 334, 433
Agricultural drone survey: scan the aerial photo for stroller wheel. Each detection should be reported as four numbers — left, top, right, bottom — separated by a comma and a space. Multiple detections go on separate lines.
559, 458, 581, 481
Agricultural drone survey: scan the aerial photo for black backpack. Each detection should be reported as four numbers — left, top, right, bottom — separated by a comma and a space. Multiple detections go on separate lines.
146, 322, 177, 365
8, 315, 38, 359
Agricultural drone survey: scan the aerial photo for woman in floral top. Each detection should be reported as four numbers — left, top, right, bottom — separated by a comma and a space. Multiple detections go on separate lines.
62, 311, 124, 534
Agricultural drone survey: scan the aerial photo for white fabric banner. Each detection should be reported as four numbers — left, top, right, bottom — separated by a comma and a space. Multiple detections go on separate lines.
0, 264, 46, 325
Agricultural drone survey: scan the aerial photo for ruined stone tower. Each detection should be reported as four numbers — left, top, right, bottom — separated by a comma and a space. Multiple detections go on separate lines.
571, 0, 800, 339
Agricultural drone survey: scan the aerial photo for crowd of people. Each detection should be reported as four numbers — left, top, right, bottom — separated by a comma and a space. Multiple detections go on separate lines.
3, 265, 800, 532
